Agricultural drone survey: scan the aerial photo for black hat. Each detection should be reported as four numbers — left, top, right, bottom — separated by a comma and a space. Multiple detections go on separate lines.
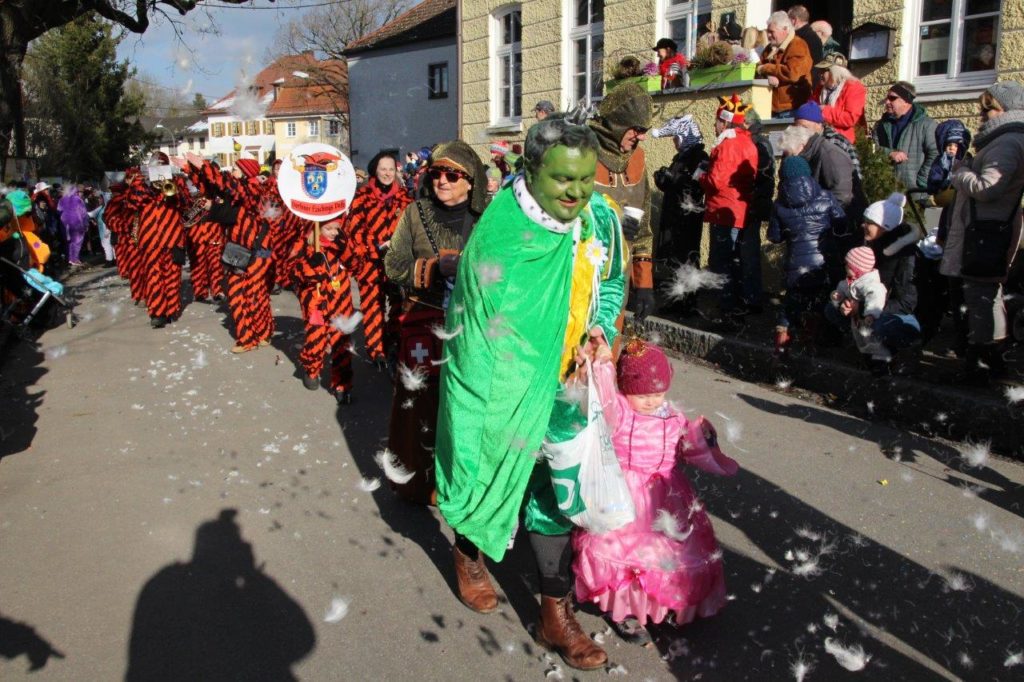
653, 38, 678, 52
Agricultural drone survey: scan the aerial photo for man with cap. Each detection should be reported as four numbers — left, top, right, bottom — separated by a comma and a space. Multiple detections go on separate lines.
699, 94, 759, 324
587, 82, 656, 321
793, 101, 861, 211
654, 38, 688, 90
533, 100, 556, 121
872, 81, 939, 197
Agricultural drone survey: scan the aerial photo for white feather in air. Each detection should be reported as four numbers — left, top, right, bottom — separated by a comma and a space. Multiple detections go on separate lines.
663, 263, 728, 300
824, 638, 871, 671
1004, 385, 1024, 403
357, 477, 381, 492
652, 509, 694, 541
374, 448, 415, 484
398, 364, 428, 392
431, 323, 463, 340
958, 440, 990, 468
331, 312, 363, 335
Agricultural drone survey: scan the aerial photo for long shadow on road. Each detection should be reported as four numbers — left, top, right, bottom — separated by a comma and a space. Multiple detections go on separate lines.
124, 508, 315, 681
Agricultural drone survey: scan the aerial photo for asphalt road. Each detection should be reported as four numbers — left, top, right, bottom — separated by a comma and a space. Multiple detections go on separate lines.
1, 268, 1022, 681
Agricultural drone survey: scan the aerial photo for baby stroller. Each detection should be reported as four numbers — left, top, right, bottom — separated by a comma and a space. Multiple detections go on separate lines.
0, 251, 75, 340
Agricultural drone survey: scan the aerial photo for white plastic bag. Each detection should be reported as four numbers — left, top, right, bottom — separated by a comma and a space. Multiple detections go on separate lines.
543, 360, 635, 533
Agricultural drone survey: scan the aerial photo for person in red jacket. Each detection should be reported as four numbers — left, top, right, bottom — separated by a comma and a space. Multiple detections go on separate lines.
654, 38, 688, 89
811, 53, 867, 144
698, 94, 759, 325
292, 219, 361, 403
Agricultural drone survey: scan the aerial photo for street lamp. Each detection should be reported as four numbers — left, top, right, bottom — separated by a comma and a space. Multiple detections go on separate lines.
153, 123, 179, 156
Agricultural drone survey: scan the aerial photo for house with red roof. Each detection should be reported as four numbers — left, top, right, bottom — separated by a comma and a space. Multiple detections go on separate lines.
343, 0, 456, 170
203, 53, 348, 169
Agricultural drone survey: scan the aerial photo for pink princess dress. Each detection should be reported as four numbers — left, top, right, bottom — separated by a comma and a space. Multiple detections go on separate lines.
572, 359, 739, 626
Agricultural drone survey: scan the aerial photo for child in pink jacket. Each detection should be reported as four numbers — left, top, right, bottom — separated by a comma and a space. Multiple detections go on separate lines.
572, 339, 738, 644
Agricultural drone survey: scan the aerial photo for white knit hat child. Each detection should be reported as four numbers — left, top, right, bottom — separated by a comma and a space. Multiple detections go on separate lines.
862, 192, 907, 231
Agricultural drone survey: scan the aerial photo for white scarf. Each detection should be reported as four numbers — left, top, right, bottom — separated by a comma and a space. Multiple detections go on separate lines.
512, 175, 581, 235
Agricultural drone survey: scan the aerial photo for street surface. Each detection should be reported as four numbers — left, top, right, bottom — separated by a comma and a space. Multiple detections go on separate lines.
1, 268, 1022, 681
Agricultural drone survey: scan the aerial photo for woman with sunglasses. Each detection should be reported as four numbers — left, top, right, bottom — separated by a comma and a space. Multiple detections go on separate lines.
383, 141, 487, 505
939, 81, 1024, 385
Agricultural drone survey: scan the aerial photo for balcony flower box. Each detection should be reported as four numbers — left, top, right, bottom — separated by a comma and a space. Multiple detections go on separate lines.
604, 75, 662, 95
688, 62, 758, 88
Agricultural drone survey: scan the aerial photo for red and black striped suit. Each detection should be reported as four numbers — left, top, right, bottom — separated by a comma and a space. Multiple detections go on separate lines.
190, 160, 274, 348
125, 176, 187, 320
185, 214, 225, 300
104, 184, 143, 298
263, 179, 310, 289
346, 179, 412, 361
293, 236, 360, 392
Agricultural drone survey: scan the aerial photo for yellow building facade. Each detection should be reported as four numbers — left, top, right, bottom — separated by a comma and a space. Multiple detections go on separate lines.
459, 0, 1024, 178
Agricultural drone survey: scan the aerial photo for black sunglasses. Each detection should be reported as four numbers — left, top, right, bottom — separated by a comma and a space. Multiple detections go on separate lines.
885, 94, 901, 102
428, 167, 470, 183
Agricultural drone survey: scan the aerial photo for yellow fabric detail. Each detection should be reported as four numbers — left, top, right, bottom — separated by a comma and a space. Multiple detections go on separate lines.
559, 235, 597, 378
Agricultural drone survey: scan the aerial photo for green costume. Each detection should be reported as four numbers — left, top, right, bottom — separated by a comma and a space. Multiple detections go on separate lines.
435, 177, 626, 561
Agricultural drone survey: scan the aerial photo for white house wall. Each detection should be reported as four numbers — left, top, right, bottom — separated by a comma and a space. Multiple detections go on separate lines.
347, 37, 458, 170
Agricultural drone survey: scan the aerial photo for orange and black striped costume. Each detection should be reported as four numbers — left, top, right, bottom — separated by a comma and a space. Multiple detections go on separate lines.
125, 174, 188, 321
346, 179, 412, 361
293, 235, 361, 392
263, 178, 310, 290
105, 175, 146, 303
191, 161, 274, 349
185, 211, 225, 301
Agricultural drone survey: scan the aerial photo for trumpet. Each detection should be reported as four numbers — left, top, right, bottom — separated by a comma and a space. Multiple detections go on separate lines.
160, 180, 177, 197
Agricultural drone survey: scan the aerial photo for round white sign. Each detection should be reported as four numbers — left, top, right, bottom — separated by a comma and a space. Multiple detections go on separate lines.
277, 143, 357, 222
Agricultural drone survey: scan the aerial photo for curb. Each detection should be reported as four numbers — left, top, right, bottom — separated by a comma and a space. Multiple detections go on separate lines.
633, 314, 1024, 459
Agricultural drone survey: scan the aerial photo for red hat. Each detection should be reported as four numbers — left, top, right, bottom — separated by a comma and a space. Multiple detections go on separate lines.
716, 93, 751, 126
151, 151, 170, 165
489, 140, 509, 156
617, 338, 674, 395
235, 158, 261, 179
845, 246, 876, 279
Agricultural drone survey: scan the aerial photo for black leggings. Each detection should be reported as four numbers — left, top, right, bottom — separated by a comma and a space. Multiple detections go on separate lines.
454, 531, 573, 598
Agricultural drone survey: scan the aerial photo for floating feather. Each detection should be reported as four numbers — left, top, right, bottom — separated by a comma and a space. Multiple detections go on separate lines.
398, 364, 428, 392
324, 597, 350, 623
431, 323, 463, 340
652, 509, 694, 541
357, 477, 381, 492
331, 312, 363, 335
824, 638, 871, 671
663, 263, 727, 300
374, 448, 415, 484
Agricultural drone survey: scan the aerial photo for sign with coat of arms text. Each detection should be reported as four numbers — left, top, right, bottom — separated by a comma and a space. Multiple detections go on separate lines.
277, 143, 357, 222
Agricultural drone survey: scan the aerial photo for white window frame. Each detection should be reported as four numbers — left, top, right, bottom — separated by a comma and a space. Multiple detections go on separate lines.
568, 0, 604, 107
328, 119, 340, 136
490, 5, 523, 126
309, 119, 320, 137
286, 122, 297, 137
428, 62, 450, 99
902, 0, 1000, 92
656, 0, 713, 64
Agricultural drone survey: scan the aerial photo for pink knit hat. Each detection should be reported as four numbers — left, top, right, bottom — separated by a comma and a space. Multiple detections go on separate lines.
617, 339, 673, 395
845, 246, 875, 279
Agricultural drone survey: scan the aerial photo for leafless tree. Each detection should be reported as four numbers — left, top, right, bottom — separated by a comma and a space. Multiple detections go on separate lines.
0, 0, 258, 165
268, 0, 411, 61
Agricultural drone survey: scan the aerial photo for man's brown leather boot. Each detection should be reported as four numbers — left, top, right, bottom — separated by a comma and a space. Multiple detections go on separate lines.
452, 545, 498, 614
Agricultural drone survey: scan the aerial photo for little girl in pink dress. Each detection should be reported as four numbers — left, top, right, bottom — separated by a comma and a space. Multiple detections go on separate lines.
572, 339, 738, 643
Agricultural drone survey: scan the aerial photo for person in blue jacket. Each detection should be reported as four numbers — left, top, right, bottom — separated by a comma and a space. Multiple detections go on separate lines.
768, 155, 845, 356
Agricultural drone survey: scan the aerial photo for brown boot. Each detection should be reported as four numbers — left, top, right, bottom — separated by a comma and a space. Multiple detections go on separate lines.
452, 546, 498, 614
535, 594, 607, 670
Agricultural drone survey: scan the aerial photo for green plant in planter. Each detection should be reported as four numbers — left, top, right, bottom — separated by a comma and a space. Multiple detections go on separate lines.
854, 130, 904, 204
689, 43, 733, 70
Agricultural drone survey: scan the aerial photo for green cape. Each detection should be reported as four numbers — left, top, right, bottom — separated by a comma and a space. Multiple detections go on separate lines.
434, 185, 625, 560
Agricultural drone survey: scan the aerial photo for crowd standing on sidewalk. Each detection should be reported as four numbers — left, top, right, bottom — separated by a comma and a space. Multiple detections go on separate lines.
2, 4, 1023, 671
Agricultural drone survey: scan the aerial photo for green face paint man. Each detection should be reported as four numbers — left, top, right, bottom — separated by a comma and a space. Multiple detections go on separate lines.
525, 145, 598, 223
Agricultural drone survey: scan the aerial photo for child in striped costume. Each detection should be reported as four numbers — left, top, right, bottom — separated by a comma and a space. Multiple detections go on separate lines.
572, 339, 738, 644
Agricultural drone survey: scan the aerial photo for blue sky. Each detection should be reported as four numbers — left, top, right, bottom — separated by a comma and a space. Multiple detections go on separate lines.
116, 1, 317, 104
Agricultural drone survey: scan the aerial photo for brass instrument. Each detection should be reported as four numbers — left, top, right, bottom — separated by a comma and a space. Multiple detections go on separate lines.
182, 196, 208, 229
160, 180, 177, 197
131, 212, 140, 245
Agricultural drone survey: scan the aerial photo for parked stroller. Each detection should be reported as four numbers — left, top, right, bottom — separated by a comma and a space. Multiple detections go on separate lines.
1, 249, 75, 340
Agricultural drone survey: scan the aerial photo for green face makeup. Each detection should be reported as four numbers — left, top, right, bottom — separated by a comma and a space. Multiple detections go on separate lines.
526, 145, 598, 222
